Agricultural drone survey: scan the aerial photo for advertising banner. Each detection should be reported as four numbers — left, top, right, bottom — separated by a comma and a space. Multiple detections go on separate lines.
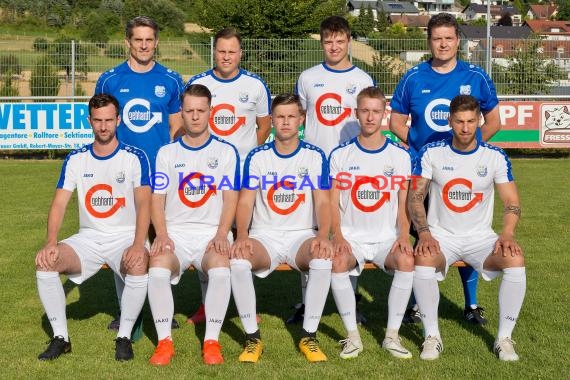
1, 101, 570, 149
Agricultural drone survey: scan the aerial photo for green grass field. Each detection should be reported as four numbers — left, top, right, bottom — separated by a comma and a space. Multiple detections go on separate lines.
0, 158, 567, 379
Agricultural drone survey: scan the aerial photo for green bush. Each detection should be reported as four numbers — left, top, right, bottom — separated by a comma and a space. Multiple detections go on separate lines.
33, 37, 49, 51
0, 76, 19, 97
30, 56, 60, 97
74, 83, 86, 97
47, 37, 90, 74
105, 43, 126, 59
0, 55, 22, 75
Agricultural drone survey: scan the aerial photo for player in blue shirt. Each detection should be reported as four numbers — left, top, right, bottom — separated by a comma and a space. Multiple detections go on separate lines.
389, 13, 501, 325
95, 16, 185, 332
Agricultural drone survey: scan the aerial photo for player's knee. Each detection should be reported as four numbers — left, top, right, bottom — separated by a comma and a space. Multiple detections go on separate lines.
395, 253, 414, 272
503, 254, 525, 268
125, 260, 148, 276
149, 254, 173, 269
331, 255, 350, 273
205, 253, 230, 270
413, 255, 436, 267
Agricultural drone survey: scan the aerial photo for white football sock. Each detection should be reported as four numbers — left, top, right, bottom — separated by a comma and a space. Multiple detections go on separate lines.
230, 259, 258, 334
302, 259, 332, 333
36, 271, 68, 341
497, 267, 526, 339
148, 267, 173, 341
204, 267, 231, 341
117, 274, 148, 339
331, 272, 357, 333
387, 270, 414, 331
413, 266, 440, 338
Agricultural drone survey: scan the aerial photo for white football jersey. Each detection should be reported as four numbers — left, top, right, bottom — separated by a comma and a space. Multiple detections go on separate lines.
243, 141, 329, 231
154, 135, 240, 232
296, 63, 374, 155
57, 142, 150, 233
329, 137, 412, 243
186, 69, 271, 164
414, 139, 513, 237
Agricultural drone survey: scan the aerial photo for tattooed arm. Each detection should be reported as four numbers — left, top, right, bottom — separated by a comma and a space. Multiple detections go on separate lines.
407, 176, 440, 257
408, 176, 430, 234
493, 181, 523, 258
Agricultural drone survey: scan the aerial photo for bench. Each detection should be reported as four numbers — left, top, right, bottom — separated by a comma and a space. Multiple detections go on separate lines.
102, 260, 467, 341
271, 261, 467, 271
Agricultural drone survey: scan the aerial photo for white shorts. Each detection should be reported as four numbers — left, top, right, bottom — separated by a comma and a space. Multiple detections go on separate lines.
346, 238, 395, 276
169, 228, 233, 285
432, 231, 499, 281
248, 229, 316, 278
61, 229, 140, 285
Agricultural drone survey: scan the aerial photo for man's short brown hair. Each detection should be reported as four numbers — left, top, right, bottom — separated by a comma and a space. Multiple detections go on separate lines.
320, 16, 351, 40
125, 16, 159, 39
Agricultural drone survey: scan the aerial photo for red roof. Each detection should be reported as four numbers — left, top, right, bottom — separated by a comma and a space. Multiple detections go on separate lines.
481, 39, 570, 59
524, 19, 570, 34
529, 4, 558, 19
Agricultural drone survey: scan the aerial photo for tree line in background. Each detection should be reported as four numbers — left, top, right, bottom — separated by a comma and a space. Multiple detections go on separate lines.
0, 0, 567, 96
2, 0, 570, 40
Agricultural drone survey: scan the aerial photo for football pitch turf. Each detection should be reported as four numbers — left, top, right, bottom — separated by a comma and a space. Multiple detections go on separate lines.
0, 158, 567, 379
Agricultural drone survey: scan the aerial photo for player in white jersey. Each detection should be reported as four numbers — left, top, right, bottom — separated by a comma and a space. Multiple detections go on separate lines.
35, 94, 151, 362
185, 27, 271, 325
390, 13, 501, 325
297, 16, 375, 156
292, 15, 375, 325
408, 95, 525, 361
186, 27, 271, 167
329, 87, 414, 359
147, 84, 239, 366
95, 16, 184, 332
230, 94, 332, 363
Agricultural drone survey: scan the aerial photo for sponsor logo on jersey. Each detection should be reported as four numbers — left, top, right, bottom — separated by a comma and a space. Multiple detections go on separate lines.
314, 83, 325, 87
178, 172, 217, 208
315, 93, 351, 127
85, 184, 126, 218
476, 165, 488, 177
238, 92, 249, 103
422, 89, 431, 94
442, 178, 483, 213
119, 88, 129, 93
209, 103, 245, 136
350, 176, 391, 212
459, 85, 472, 95
175, 163, 186, 168
155, 86, 166, 98
123, 98, 163, 133
348, 165, 360, 171
442, 165, 454, 171
267, 180, 305, 215
383, 165, 395, 177
208, 157, 219, 169
346, 83, 357, 95
424, 98, 451, 132
115, 171, 125, 183
266, 171, 277, 176
83, 173, 94, 177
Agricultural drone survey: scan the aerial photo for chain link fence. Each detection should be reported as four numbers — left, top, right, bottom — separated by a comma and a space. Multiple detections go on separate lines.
1, 37, 569, 100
